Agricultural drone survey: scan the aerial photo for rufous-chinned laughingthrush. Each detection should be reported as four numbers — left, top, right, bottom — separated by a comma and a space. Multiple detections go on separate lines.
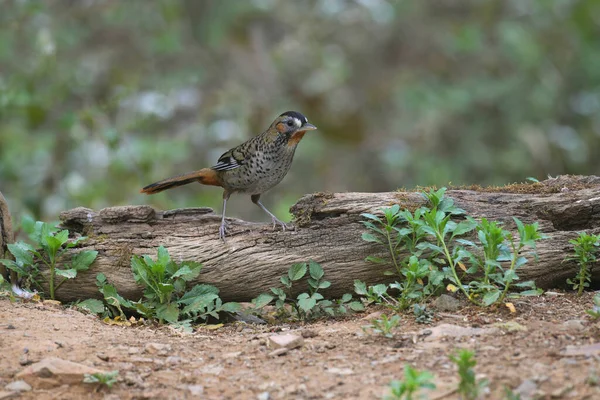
140, 111, 317, 240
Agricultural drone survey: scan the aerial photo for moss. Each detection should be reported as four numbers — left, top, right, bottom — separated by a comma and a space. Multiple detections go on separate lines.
395, 176, 596, 196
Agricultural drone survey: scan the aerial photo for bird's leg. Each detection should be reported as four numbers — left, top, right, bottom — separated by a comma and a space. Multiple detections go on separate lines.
219, 193, 231, 241
251, 194, 288, 231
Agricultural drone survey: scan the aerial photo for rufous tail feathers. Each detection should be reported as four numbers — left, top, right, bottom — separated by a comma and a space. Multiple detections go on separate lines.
140, 168, 220, 194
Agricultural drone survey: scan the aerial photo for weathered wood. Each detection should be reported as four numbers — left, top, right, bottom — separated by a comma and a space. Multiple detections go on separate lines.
46, 175, 600, 302
0, 191, 15, 281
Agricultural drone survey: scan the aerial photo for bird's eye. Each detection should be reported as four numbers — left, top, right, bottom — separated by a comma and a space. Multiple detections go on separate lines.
286, 120, 294, 127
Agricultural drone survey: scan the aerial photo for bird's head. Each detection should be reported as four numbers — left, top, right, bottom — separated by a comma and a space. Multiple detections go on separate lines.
270, 111, 317, 145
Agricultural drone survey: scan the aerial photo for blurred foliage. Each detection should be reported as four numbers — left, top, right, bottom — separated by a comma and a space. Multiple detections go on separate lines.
1, 0, 599, 224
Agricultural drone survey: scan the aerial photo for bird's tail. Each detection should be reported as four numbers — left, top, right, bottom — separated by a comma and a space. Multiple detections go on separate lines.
140, 168, 220, 194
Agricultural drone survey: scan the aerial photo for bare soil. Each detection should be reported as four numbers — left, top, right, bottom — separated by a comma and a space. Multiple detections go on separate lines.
1, 292, 599, 400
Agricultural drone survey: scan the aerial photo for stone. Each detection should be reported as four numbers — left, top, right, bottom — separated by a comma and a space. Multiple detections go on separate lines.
422, 324, 500, 341
0, 391, 17, 400
361, 311, 384, 320
268, 334, 304, 350
301, 329, 318, 338
432, 294, 462, 312
187, 385, 204, 396
561, 320, 585, 332
515, 379, 538, 400
15, 357, 105, 389
326, 367, 354, 375
4, 381, 31, 392
144, 342, 172, 355
493, 321, 528, 332
257, 392, 270, 400
561, 342, 600, 357
268, 348, 289, 357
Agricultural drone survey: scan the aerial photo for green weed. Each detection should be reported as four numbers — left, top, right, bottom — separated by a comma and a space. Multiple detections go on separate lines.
360, 188, 545, 307
565, 232, 599, 296
251, 261, 363, 321
384, 365, 436, 400
0, 219, 97, 299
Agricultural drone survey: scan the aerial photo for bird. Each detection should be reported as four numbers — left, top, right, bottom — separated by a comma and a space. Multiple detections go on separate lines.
140, 111, 317, 240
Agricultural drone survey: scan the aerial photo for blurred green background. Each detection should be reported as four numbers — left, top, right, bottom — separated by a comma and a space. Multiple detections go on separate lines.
1, 0, 599, 224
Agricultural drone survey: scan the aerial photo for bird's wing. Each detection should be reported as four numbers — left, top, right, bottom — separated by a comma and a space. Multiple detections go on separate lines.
211, 146, 247, 171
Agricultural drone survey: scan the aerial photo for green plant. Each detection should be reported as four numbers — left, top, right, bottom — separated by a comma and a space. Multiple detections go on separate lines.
587, 293, 600, 320
251, 261, 363, 321
87, 247, 238, 330
0, 220, 97, 299
130, 246, 239, 324
503, 387, 522, 400
565, 232, 600, 296
361, 188, 546, 307
384, 365, 436, 400
363, 314, 401, 338
449, 349, 488, 400
413, 304, 434, 324
83, 370, 119, 390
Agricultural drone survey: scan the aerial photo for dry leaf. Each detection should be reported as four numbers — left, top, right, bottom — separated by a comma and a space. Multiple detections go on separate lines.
505, 303, 516, 313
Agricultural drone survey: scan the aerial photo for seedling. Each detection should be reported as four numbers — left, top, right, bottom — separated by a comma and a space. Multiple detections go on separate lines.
87, 247, 238, 330
413, 304, 434, 324
449, 349, 488, 400
361, 188, 546, 307
587, 293, 600, 320
384, 365, 436, 400
83, 370, 119, 390
363, 314, 401, 338
251, 261, 363, 321
0, 220, 97, 299
565, 232, 599, 296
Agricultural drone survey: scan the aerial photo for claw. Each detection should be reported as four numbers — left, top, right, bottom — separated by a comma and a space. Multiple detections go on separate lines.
272, 217, 288, 232
219, 221, 228, 242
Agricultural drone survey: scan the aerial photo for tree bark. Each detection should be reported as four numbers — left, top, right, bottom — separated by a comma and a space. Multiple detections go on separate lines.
0, 191, 15, 281
33, 175, 600, 302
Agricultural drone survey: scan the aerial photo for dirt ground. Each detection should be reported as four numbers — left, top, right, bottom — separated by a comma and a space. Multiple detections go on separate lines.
1, 292, 599, 400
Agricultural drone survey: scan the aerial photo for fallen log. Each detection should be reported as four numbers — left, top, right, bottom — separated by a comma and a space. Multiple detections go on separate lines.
19, 176, 600, 302
0, 191, 15, 281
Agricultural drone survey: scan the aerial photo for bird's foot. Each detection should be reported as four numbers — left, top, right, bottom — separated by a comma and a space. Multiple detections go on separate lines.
219, 221, 229, 242
271, 217, 293, 232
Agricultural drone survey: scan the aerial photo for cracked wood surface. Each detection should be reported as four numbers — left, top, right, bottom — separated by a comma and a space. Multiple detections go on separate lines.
3, 175, 600, 302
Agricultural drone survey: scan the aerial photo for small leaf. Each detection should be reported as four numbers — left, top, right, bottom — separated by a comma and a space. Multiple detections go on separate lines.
455, 239, 476, 247
156, 303, 180, 323
7, 242, 34, 266
309, 260, 324, 280
452, 220, 477, 237
483, 290, 501, 306
361, 213, 381, 222
297, 297, 317, 312
365, 256, 387, 264
55, 268, 77, 279
156, 246, 171, 266
54, 230, 70, 246
220, 302, 241, 313
354, 280, 368, 295
318, 281, 331, 289
76, 299, 105, 314
280, 275, 291, 287
341, 293, 352, 303
361, 232, 382, 243
457, 262, 467, 272
252, 293, 274, 309
519, 289, 543, 296
71, 250, 98, 271
349, 301, 365, 311
288, 263, 307, 281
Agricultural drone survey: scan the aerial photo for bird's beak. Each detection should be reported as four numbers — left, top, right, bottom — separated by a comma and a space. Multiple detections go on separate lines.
301, 123, 317, 131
